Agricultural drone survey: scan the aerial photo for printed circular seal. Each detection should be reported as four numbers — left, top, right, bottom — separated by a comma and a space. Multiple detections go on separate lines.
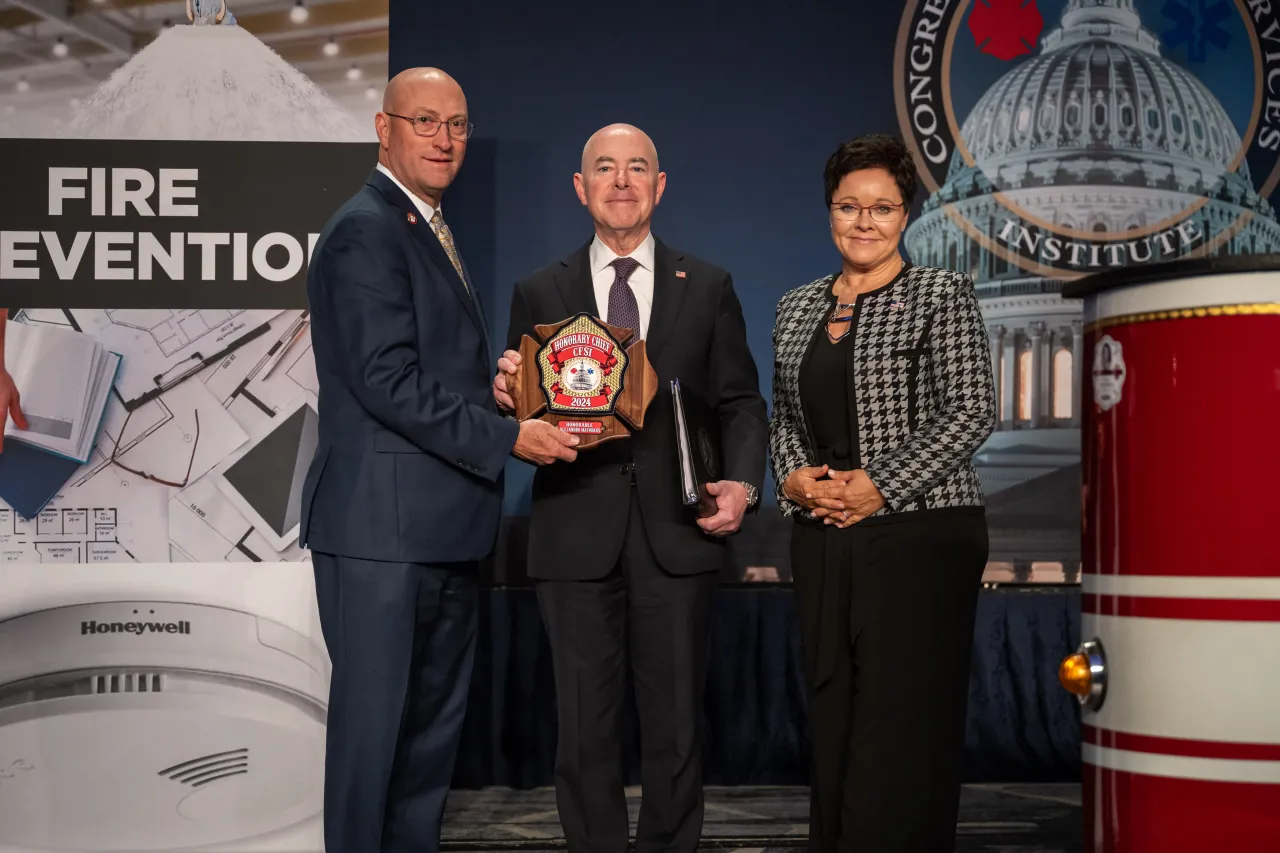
894, 0, 1280, 280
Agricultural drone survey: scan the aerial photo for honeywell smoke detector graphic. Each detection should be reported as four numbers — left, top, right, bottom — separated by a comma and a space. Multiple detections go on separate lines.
0, 584, 328, 852
80, 618, 192, 636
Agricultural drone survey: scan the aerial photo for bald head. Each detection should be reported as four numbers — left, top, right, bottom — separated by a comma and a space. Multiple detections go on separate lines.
375, 67, 469, 208
383, 67, 464, 115
580, 123, 659, 175
573, 123, 666, 249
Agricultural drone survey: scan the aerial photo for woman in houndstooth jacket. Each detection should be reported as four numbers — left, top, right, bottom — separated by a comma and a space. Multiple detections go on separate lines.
769, 134, 996, 852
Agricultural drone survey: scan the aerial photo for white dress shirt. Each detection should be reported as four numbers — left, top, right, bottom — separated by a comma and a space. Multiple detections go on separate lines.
376, 162, 448, 243
590, 232, 656, 340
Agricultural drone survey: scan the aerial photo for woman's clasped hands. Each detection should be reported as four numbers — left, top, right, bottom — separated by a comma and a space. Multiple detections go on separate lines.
783, 465, 886, 528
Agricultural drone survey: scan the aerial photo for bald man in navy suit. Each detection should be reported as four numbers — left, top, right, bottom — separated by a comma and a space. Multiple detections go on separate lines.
299, 67, 578, 853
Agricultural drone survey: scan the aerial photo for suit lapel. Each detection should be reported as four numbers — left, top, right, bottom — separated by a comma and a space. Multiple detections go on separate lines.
644, 238, 688, 362
554, 241, 598, 319
366, 170, 486, 343
459, 255, 488, 329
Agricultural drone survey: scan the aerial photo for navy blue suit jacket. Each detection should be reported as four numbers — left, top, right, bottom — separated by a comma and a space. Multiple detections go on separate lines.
299, 167, 519, 565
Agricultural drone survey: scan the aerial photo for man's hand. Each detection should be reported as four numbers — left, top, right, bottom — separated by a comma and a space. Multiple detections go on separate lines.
697, 480, 749, 537
808, 469, 885, 528
0, 366, 26, 454
493, 349, 521, 413
781, 464, 830, 511
512, 418, 579, 465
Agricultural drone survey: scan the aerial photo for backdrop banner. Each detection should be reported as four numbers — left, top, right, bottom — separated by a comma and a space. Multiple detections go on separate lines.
0, 140, 374, 309
0, 13, 374, 853
0, 140, 373, 562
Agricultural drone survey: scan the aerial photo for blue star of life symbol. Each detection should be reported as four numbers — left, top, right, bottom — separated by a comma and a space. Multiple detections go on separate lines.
1162, 0, 1232, 64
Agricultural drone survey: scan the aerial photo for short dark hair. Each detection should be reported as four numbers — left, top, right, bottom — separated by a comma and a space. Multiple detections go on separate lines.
823, 133, 918, 208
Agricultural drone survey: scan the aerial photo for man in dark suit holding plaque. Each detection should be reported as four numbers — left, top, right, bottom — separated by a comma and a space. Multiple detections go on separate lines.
492, 124, 768, 853
300, 68, 578, 853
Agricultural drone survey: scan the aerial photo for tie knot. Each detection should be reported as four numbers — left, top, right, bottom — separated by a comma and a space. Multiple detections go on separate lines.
610, 256, 640, 282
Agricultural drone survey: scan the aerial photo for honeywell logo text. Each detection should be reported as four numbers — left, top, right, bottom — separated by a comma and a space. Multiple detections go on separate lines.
81, 621, 191, 636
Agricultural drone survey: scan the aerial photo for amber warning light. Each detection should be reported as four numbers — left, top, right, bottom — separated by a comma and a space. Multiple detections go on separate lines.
1058, 638, 1107, 711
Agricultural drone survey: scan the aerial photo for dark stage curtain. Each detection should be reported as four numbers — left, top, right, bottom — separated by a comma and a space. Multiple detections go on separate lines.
965, 588, 1083, 782
453, 587, 1082, 788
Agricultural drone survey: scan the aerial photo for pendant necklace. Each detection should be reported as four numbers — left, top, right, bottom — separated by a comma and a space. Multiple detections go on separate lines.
826, 299, 857, 343
827, 274, 858, 343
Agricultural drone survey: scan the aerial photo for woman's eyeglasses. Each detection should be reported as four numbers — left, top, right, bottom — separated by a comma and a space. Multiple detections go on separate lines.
830, 202, 906, 222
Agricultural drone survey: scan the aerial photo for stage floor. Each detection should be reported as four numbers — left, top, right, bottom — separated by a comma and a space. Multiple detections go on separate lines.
441, 783, 1082, 851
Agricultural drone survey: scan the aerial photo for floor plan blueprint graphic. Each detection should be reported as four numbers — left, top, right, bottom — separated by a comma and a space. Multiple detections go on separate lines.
69, 308, 281, 407
104, 309, 248, 357
0, 455, 169, 564
169, 477, 310, 564
0, 506, 133, 563
10, 309, 77, 330
198, 309, 318, 437
101, 377, 250, 489
0, 308, 319, 567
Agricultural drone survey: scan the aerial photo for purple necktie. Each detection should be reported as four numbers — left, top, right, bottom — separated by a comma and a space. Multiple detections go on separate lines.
606, 257, 641, 337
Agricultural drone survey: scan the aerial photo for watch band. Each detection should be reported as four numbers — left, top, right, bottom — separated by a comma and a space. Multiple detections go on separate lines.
737, 481, 759, 508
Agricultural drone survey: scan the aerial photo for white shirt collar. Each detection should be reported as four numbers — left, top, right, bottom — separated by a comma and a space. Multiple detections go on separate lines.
376, 162, 439, 223
589, 231, 655, 275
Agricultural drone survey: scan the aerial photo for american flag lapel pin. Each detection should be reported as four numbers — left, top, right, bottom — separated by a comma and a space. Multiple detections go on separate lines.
406, 212, 417, 224
889, 299, 904, 312
675, 270, 687, 278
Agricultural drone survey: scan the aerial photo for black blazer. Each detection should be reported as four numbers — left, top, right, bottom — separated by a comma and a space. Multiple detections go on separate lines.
506, 237, 768, 580
299, 168, 520, 564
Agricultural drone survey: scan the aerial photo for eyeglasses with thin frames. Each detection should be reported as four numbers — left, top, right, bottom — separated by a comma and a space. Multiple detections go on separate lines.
109, 408, 200, 489
830, 202, 906, 223
385, 113, 475, 140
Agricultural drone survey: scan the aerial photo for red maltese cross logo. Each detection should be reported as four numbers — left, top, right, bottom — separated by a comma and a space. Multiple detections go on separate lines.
968, 0, 1044, 61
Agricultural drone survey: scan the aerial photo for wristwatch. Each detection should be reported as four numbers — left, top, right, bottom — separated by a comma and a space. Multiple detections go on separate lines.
737, 481, 759, 509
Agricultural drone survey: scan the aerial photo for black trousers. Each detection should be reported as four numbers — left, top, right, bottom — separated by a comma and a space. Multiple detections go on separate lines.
536, 493, 717, 853
790, 509, 988, 853
312, 553, 478, 853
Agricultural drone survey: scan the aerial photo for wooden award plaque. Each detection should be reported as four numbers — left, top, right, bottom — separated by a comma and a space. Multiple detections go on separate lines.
508, 313, 659, 450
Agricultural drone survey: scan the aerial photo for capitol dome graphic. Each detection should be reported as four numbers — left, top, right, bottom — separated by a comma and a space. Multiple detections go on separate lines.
897, 0, 1280, 578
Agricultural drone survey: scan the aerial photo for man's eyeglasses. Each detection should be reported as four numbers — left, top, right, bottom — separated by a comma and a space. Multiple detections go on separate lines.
385, 113, 475, 140
109, 408, 200, 489
830, 202, 906, 223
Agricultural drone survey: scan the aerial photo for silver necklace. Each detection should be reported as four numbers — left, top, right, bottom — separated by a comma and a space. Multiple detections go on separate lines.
826, 299, 856, 343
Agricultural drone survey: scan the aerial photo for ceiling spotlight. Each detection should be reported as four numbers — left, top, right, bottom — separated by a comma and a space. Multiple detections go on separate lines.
15, 77, 30, 93
323, 37, 339, 57
52, 37, 69, 59
289, 0, 308, 24
364, 85, 378, 100
346, 64, 361, 81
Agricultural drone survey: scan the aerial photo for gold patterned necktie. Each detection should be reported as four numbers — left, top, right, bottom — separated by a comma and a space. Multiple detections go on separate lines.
429, 209, 470, 296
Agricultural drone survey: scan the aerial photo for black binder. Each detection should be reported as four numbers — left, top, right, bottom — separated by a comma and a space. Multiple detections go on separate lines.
671, 378, 721, 518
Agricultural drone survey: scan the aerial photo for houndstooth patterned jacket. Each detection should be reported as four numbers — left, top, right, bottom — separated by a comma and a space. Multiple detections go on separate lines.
768, 264, 996, 520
